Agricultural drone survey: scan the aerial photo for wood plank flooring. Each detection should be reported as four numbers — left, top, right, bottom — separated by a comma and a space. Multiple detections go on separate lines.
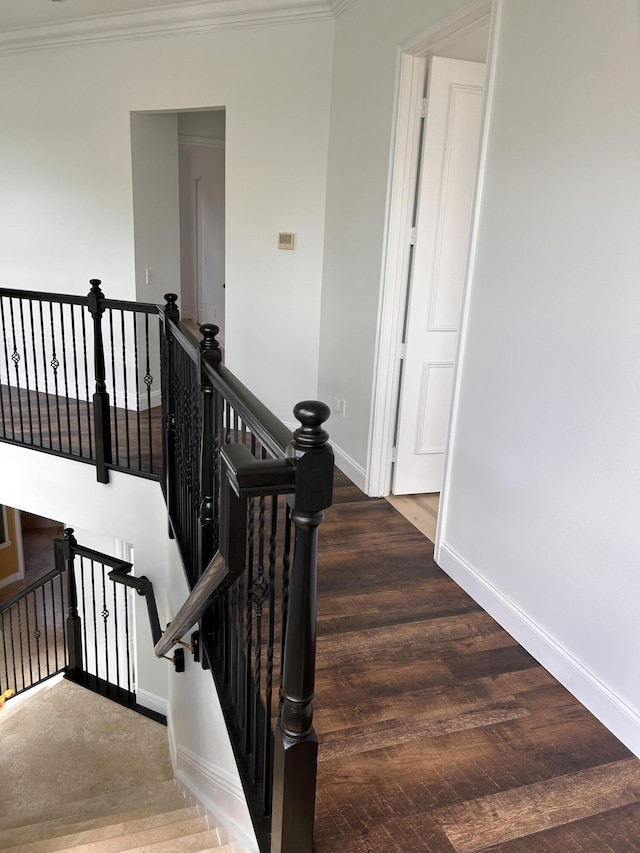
313, 471, 640, 852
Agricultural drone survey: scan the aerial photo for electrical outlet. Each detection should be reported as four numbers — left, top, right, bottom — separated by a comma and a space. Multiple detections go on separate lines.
333, 397, 347, 419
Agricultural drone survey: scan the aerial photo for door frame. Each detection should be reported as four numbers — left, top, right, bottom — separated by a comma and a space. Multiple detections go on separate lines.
366, 0, 499, 497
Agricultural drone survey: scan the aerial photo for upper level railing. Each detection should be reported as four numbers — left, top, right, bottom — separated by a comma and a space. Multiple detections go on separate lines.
0, 282, 334, 853
0, 282, 161, 482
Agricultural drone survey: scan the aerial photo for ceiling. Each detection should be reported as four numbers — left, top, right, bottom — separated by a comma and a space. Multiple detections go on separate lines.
0, 0, 340, 32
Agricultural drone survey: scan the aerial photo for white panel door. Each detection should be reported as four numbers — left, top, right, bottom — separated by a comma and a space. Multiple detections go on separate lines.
393, 56, 485, 495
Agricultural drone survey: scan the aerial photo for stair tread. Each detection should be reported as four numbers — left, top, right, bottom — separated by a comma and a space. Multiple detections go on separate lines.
3, 806, 202, 853
0, 780, 181, 834
0, 796, 194, 850
124, 834, 228, 853
16, 816, 211, 853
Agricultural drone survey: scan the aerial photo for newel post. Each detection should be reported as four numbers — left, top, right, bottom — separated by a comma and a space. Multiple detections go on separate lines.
199, 323, 222, 576
271, 401, 333, 853
87, 279, 112, 484
62, 528, 82, 673
161, 294, 179, 524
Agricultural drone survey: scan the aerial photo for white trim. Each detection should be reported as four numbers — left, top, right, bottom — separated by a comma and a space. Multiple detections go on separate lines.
330, 0, 357, 16
331, 441, 366, 491
0, 0, 335, 56
136, 687, 168, 717
437, 540, 640, 758
436, 0, 502, 554
174, 744, 259, 853
179, 134, 226, 149
367, 0, 494, 498
402, 0, 493, 54
0, 570, 22, 590
366, 52, 426, 497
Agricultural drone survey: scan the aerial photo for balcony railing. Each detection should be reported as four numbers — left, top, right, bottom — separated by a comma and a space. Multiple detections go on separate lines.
0, 282, 334, 853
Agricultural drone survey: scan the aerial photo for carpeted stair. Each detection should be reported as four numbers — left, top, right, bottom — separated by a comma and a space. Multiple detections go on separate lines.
0, 779, 230, 852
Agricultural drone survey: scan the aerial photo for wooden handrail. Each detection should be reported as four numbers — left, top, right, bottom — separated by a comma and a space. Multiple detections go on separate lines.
154, 551, 227, 658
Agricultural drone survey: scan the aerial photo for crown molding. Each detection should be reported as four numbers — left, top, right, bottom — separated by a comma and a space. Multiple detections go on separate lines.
329, 0, 357, 15
0, 0, 335, 57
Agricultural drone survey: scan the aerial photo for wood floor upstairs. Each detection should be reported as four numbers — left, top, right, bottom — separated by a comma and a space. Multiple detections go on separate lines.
314, 472, 640, 852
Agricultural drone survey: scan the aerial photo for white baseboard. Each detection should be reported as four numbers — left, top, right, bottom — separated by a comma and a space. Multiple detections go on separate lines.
330, 442, 366, 491
437, 540, 640, 757
136, 688, 168, 717
0, 570, 23, 590
173, 744, 259, 853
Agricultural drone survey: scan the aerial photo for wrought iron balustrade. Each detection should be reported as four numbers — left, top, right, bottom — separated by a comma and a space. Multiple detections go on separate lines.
0, 282, 333, 853
0, 283, 161, 482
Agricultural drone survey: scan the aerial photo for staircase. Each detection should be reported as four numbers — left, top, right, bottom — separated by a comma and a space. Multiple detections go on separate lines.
0, 679, 235, 853
0, 782, 230, 852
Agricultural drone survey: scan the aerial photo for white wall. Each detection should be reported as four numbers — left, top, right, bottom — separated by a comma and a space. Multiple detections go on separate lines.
165, 541, 257, 851
130, 112, 181, 304
439, 0, 640, 752
0, 20, 333, 423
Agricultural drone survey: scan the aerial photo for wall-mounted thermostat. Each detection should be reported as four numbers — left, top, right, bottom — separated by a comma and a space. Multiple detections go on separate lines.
278, 232, 295, 250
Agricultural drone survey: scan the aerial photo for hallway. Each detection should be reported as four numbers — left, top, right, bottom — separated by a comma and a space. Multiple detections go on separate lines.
314, 472, 640, 852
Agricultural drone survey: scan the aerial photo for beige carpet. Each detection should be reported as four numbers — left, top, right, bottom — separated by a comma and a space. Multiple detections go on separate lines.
0, 678, 172, 821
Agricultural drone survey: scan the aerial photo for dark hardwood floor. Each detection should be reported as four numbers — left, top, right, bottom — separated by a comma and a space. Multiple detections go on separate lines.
313, 471, 640, 852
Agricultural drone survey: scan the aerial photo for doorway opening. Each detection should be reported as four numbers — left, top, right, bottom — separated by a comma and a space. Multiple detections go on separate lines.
368, 4, 494, 544
130, 108, 226, 350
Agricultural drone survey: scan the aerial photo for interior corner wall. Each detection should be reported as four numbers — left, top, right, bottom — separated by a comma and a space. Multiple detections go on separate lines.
318, 0, 473, 487
438, 0, 640, 752
0, 20, 333, 422
130, 112, 181, 305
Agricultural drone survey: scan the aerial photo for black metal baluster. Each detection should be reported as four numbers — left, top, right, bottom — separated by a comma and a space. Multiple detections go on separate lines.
252, 492, 267, 784
18, 298, 34, 444
0, 612, 9, 692
9, 297, 25, 442
133, 313, 142, 471
91, 560, 99, 679
32, 591, 42, 683
125, 585, 132, 693
8, 609, 19, 693
70, 305, 83, 456
108, 308, 119, 466
263, 493, 278, 814
24, 596, 34, 688
42, 583, 51, 678
145, 313, 153, 472
0, 297, 15, 441
244, 491, 255, 755
81, 310, 92, 458
121, 311, 131, 469
59, 303, 73, 452
28, 299, 43, 447
113, 575, 121, 689
39, 301, 53, 449
101, 563, 109, 686
79, 558, 88, 673
51, 574, 60, 673
49, 301, 62, 450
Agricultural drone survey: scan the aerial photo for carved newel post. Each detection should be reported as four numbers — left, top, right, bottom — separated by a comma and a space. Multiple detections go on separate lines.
271, 401, 333, 853
87, 279, 112, 484
62, 528, 82, 673
199, 324, 222, 575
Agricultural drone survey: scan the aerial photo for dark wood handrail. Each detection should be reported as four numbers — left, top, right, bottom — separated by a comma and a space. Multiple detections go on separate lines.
0, 566, 63, 611
154, 551, 227, 658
